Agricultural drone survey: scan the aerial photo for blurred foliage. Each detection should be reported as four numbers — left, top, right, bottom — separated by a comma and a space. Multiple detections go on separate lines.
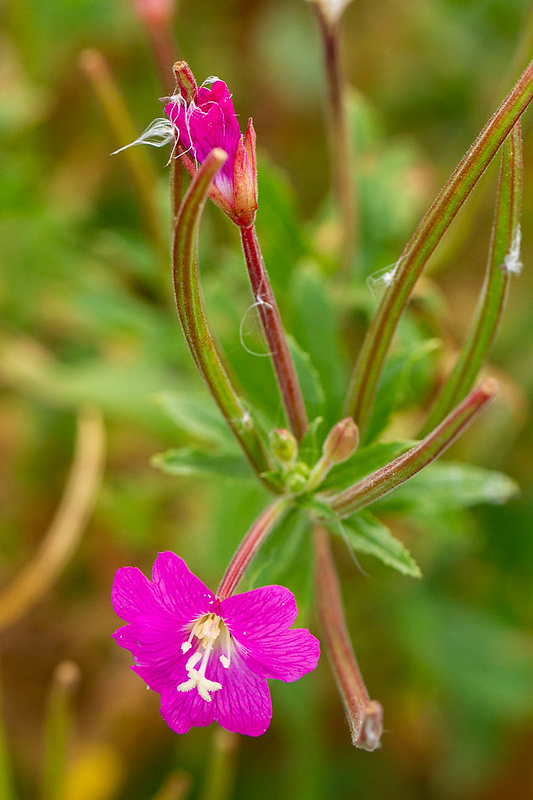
1, 0, 533, 799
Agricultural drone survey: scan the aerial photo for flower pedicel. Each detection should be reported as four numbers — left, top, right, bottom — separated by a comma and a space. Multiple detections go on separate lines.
112, 551, 320, 736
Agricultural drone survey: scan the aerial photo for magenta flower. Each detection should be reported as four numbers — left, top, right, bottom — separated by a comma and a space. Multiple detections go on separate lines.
164, 63, 258, 226
112, 551, 320, 736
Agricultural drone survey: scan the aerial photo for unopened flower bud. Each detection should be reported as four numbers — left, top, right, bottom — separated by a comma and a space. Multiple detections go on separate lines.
172, 60, 198, 103
270, 429, 298, 466
322, 418, 359, 464
285, 463, 310, 494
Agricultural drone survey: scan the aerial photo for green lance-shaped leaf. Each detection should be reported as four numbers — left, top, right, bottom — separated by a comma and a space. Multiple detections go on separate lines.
334, 511, 422, 578
345, 60, 533, 438
172, 151, 275, 489
327, 380, 496, 517
420, 122, 523, 435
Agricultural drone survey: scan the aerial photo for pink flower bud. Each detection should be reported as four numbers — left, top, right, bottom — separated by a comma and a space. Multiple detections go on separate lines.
322, 418, 359, 464
165, 62, 258, 227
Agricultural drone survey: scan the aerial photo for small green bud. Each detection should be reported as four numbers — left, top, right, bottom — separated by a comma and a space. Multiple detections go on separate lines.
270, 428, 298, 465
285, 462, 310, 494
322, 418, 359, 464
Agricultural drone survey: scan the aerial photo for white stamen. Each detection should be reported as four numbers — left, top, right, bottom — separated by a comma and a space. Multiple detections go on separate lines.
503, 225, 523, 276
177, 613, 231, 703
185, 651, 202, 672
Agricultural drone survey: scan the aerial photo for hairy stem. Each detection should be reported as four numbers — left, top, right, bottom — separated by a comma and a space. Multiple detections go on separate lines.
420, 123, 522, 434
172, 152, 276, 488
345, 59, 533, 438
217, 497, 291, 600
314, 527, 383, 750
240, 224, 308, 440
330, 380, 496, 516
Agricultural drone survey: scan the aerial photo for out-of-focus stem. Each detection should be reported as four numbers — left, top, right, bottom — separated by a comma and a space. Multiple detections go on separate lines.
240, 224, 308, 440
314, 527, 383, 750
312, 5, 357, 270
345, 59, 533, 438
330, 380, 496, 516
131, 0, 179, 94
79, 49, 168, 271
198, 728, 239, 800
0, 408, 105, 631
0, 683, 15, 800
172, 153, 275, 487
42, 662, 80, 800
217, 497, 291, 600
421, 124, 522, 435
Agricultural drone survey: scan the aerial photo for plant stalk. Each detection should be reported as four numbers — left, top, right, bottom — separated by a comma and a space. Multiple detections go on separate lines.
330, 380, 496, 516
217, 497, 291, 600
172, 153, 276, 488
345, 59, 533, 438
240, 224, 308, 440
312, 6, 357, 270
314, 526, 382, 750
420, 123, 522, 434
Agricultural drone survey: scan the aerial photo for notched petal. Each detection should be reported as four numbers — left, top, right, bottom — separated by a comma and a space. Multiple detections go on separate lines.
111, 566, 162, 622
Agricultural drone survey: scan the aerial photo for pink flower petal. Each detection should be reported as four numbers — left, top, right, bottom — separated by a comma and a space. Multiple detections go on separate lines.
236, 627, 320, 682
112, 566, 164, 623
160, 681, 216, 734
113, 614, 190, 691
152, 551, 218, 620
220, 585, 299, 638
212, 651, 272, 737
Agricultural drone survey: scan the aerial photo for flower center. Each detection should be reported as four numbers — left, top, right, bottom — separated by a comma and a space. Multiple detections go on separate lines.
177, 613, 232, 702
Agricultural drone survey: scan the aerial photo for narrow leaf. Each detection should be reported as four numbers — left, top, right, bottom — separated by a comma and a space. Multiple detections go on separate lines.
154, 391, 237, 449
151, 447, 254, 481
333, 511, 422, 578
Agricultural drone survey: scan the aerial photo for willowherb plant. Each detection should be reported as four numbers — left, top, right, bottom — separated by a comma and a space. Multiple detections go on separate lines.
112, 28, 532, 748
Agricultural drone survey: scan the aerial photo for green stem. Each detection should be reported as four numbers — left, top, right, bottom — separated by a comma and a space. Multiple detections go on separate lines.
345, 59, 533, 438
217, 497, 291, 600
42, 662, 80, 800
198, 729, 239, 800
240, 224, 308, 440
172, 152, 275, 488
0, 683, 15, 800
314, 526, 383, 750
330, 380, 496, 516
421, 123, 523, 435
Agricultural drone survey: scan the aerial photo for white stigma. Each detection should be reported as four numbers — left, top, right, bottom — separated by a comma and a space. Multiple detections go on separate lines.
177, 613, 232, 702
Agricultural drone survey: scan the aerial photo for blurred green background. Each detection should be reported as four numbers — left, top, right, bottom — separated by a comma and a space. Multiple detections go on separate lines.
1, 0, 533, 798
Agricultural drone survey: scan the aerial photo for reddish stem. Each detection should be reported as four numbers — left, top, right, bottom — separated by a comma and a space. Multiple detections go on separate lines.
240, 224, 308, 441
217, 498, 291, 600
314, 527, 383, 750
